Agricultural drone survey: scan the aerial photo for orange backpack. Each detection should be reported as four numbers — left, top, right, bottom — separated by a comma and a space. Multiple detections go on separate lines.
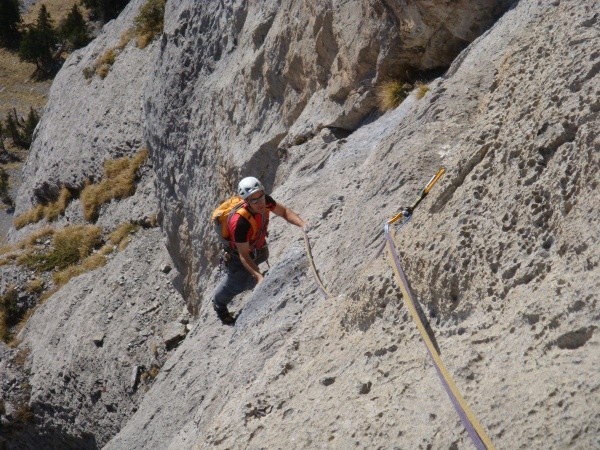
211, 196, 259, 243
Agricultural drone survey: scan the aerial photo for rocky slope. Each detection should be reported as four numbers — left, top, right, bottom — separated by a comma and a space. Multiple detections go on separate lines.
1, 0, 599, 449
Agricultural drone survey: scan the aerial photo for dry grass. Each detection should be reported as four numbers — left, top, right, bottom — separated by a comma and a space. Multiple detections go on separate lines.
81, 148, 148, 221
13, 205, 45, 230
13, 187, 72, 229
25, 278, 45, 294
95, 48, 117, 79
53, 252, 107, 286
0, 0, 81, 119
117, 29, 134, 50
7, 307, 35, 346
415, 82, 430, 100
85, 29, 133, 80
19, 226, 55, 248
39, 287, 58, 304
13, 347, 30, 367
376, 79, 414, 111
44, 187, 72, 221
0, 48, 49, 120
134, 0, 166, 49
18, 225, 102, 272
109, 223, 140, 250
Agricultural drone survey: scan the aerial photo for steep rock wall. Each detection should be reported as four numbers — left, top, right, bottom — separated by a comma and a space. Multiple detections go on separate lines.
144, 0, 512, 311
12, 0, 154, 220
106, 0, 599, 449
2, 0, 597, 448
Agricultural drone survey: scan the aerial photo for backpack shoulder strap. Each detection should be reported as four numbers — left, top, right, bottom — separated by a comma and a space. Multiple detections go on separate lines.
231, 206, 259, 241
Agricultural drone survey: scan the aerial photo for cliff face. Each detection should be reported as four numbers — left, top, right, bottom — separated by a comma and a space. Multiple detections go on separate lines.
2, 0, 599, 449
145, 0, 513, 309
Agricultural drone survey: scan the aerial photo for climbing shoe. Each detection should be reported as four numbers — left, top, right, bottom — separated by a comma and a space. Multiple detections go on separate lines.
214, 306, 236, 325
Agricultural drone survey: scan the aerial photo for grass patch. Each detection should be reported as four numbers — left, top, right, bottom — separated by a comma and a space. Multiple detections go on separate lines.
25, 278, 45, 294
53, 251, 107, 287
13, 187, 72, 229
134, 0, 166, 49
95, 48, 116, 79
109, 223, 140, 249
415, 82, 430, 100
81, 148, 148, 222
376, 79, 414, 111
18, 225, 102, 272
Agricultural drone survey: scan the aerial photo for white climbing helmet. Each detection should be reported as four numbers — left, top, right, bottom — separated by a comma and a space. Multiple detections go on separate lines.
238, 176, 264, 199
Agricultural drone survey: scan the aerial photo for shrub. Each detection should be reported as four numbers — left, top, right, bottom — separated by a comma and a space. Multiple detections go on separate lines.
5, 110, 24, 147
134, 0, 166, 48
18, 225, 102, 272
80, 148, 148, 222
376, 79, 414, 111
14, 402, 33, 423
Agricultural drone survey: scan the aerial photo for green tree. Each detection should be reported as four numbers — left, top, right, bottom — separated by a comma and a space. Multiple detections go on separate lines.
21, 107, 40, 147
4, 111, 22, 146
59, 4, 90, 50
82, 0, 130, 22
0, 167, 12, 206
0, 0, 21, 47
18, 4, 59, 75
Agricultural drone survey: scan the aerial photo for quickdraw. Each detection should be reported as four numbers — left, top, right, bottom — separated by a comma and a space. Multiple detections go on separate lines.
384, 167, 496, 450
301, 167, 495, 449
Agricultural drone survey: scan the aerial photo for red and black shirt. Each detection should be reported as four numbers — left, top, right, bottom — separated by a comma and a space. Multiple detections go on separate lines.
228, 195, 276, 249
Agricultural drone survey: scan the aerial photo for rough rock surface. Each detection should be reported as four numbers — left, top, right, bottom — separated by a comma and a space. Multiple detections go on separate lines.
145, 0, 513, 308
11, 0, 155, 218
1, 0, 599, 449
3, 228, 185, 449
106, 0, 598, 449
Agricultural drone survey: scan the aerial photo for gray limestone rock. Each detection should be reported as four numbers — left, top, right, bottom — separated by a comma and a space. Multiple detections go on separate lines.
2, 0, 599, 449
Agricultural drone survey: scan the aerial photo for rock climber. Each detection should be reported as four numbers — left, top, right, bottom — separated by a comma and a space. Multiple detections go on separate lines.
213, 176, 305, 325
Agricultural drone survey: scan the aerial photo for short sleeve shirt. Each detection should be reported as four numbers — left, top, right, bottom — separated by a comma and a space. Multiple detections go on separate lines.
230, 195, 277, 244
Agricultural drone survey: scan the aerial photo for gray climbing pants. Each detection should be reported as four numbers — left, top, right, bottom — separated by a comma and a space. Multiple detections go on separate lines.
213, 246, 269, 312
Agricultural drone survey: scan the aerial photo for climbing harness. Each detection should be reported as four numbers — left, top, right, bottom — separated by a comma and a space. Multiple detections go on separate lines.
384, 167, 495, 450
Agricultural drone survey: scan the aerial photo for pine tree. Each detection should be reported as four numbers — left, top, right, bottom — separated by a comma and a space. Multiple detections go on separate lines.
82, 0, 130, 22
18, 4, 59, 74
0, 0, 21, 47
4, 112, 22, 146
59, 4, 90, 50
21, 107, 40, 147
0, 122, 6, 151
